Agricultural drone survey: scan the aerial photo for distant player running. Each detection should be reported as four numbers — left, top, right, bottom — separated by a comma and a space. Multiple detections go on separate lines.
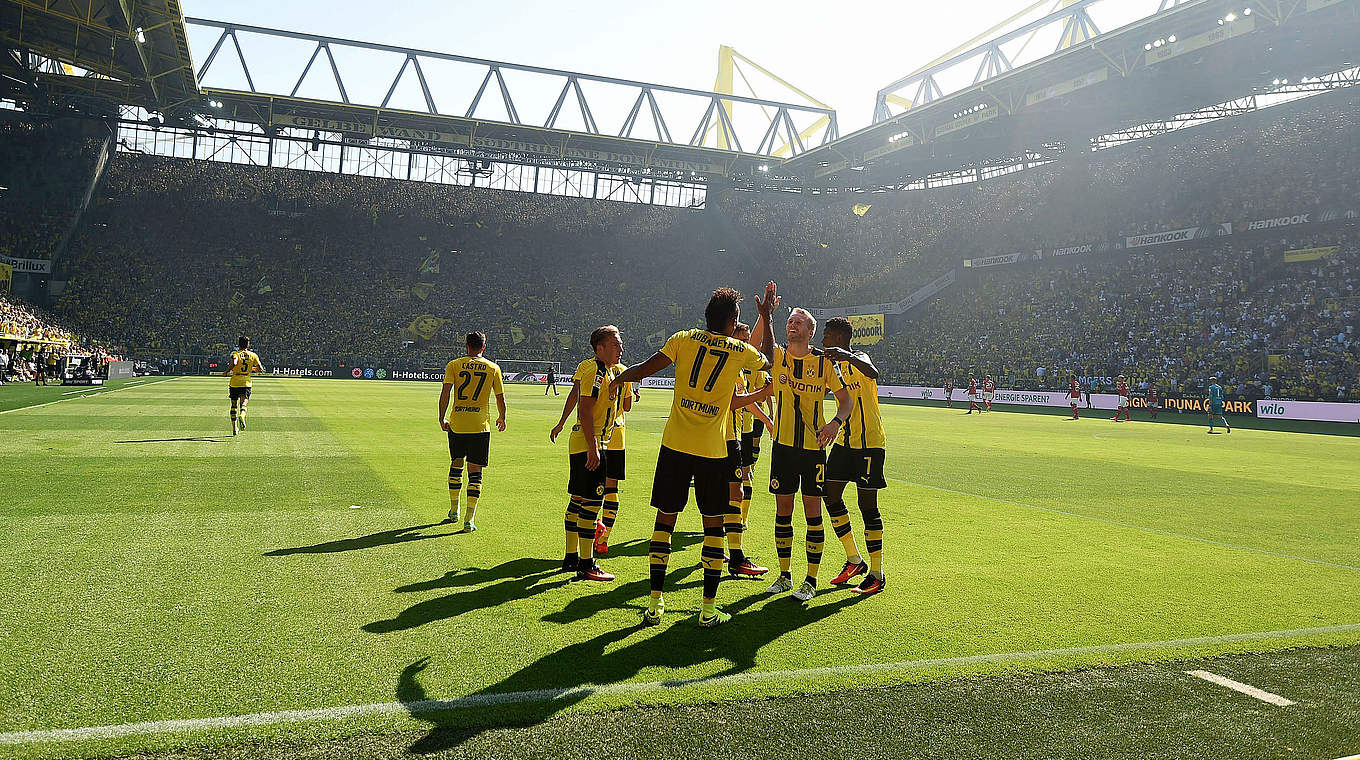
550, 358, 637, 555
612, 288, 771, 627
754, 282, 854, 603
222, 336, 265, 435
438, 332, 506, 532
821, 317, 888, 595
560, 327, 625, 581
1112, 375, 1131, 422
983, 374, 996, 412
1206, 377, 1230, 433
966, 375, 980, 414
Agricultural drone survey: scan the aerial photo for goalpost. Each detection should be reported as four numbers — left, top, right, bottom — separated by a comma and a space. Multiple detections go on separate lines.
495, 359, 563, 385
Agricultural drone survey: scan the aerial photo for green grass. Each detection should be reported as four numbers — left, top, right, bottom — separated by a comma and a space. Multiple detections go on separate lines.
2, 377, 1359, 758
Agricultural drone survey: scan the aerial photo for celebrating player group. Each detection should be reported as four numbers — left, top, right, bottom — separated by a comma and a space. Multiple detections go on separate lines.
432, 281, 889, 628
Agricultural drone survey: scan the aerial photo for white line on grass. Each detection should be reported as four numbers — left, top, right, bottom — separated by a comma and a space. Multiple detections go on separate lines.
0, 376, 180, 415
1184, 669, 1296, 706
2, 622, 1357, 746
886, 476, 1360, 574
1331, 754, 1360, 760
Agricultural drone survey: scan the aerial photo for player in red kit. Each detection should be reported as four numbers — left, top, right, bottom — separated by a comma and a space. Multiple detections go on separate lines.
1068, 373, 1081, 420
1112, 375, 1131, 422
1147, 383, 1160, 419
944, 378, 954, 408
966, 375, 980, 414
983, 374, 996, 412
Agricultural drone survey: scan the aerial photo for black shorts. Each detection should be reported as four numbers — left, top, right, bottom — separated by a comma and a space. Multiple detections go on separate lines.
726, 440, 744, 484
827, 445, 887, 490
769, 443, 826, 497
568, 451, 608, 500
740, 430, 762, 467
651, 446, 729, 517
448, 431, 491, 467
228, 386, 252, 401
606, 448, 626, 481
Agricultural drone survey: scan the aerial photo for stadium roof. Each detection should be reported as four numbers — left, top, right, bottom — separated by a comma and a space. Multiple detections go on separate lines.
0, 0, 199, 116
779, 0, 1360, 186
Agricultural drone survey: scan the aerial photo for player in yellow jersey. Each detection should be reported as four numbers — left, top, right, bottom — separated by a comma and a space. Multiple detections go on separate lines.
612, 288, 771, 628
752, 282, 854, 603
550, 359, 638, 555
221, 336, 265, 435
726, 322, 775, 578
821, 317, 888, 595
438, 332, 506, 533
561, 326, 624, 582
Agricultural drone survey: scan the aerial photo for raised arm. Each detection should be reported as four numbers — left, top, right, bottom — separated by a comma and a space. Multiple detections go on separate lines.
753, 281, 780, 367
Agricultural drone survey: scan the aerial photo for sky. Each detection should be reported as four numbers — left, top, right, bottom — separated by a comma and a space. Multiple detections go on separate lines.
178, 0, 1159, 135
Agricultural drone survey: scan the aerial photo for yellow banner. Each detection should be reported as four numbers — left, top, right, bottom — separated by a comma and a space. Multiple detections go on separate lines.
848, 314, 885, 345
401, 314, 447, 342
1283, 245, 1338, 263
852, 203, 872, 217
0, 262, 11, 292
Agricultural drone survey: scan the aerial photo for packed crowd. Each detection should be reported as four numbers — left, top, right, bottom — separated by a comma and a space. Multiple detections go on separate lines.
879, 229, 1359, 400
0, 118, 104, 262
14, 85, 1354, 401
0, 294, 121, 383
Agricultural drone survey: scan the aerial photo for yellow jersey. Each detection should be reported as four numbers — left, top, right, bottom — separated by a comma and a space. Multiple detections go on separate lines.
771, 345, 845, 451
442, 355, 505, 434
608, 363, 630, 452
228, 350, 262, 388
740, 368, 771, 434
659, 329, 766, 459
834, 354, 886, 449
568, 357, 622, 455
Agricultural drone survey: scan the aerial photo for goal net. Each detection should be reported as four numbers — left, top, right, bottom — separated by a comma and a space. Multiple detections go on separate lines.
495, 359, 564, 384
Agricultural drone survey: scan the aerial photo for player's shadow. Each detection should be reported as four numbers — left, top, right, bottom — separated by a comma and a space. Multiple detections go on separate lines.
600, 531, 703, 559
396, 592, 865, 753
263, 523, 456, 557
541, 564, 702, 625
364, 558, 568, 634
113, 436, 227, 443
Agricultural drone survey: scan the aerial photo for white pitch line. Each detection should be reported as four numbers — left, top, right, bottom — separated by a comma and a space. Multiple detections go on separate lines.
2, 622, 1356, 746
1185, 669, 1296, 706
886, 476, 1360, 574
1331, 754, 1360, 760
0, 376, 180, 415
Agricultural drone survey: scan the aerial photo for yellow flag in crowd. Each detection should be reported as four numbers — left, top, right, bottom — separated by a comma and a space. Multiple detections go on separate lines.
852, 203, 872, 217
401, 314, 448, 342
411, 281, 436, 301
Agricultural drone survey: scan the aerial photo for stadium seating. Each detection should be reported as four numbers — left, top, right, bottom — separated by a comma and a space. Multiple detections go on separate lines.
30, 87, 1360, 401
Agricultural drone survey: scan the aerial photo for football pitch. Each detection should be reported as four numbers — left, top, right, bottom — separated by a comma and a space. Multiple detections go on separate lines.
2, 377, 1359, 759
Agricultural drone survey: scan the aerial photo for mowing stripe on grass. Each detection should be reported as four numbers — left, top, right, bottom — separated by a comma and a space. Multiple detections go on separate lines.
3, 623, 1357, 746
0, 376, 181, 415
1184, 670, 1295, 706
887, 476, 1360, 574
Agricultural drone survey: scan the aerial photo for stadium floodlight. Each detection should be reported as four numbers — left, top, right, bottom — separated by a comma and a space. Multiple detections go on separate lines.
757, 164, 769, 172
135, 27, 146, 43
1154, 39, 1163, 47
1168, 35, 1177, 43
1225, 12, 1237, 21
1243, 7, 1251, 14
1145, 43, 1153, 50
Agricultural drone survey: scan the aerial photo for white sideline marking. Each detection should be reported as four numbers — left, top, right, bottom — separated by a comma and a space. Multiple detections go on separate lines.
887, 476, 1360, 574
0, 377, 180, 415
2, 622, 1356, 746
1331, 754, 1360, 760
1185, 670, 1295, 706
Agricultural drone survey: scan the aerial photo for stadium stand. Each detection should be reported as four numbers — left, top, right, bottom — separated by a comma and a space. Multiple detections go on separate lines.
20, 87, 1358, 401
